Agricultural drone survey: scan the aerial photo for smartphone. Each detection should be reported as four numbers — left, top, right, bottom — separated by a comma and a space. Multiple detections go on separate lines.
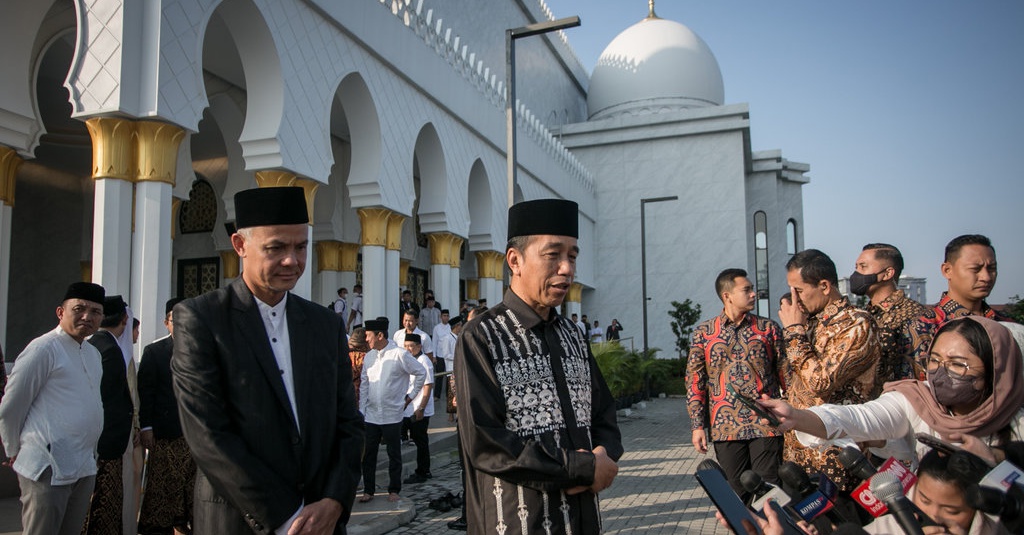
728, 383, 781, 427
696, 465, 764, 534
915, 433, 965, 456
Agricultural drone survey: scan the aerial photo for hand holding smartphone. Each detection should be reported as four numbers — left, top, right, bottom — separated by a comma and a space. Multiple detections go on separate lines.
727, 383, 781, 427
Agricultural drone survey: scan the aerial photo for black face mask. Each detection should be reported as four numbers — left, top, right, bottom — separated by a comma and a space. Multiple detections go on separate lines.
848, 270, 883, 296
928, 366, 986, 408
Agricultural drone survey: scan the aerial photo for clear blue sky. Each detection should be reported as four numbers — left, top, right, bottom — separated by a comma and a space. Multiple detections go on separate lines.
544, 0, 1024, 304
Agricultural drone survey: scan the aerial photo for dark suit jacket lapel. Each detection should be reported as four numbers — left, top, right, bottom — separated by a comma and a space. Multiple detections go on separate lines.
230, 279, 296, 432
286, 297, 310, 437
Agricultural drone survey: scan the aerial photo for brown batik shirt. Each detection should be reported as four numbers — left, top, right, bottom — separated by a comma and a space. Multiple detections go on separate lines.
783, 297, 880, 491
868, 290, 935, 388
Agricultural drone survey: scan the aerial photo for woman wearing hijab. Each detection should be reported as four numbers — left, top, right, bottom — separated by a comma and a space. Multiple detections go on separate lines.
761, 316, 1024, 463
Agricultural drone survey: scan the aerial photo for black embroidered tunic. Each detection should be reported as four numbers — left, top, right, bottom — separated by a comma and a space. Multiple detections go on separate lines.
454, 291, 623, 535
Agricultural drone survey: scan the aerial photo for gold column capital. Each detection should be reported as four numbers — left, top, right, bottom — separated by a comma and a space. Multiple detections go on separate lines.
316, 240, 343, 273
221, 250, 240, 279
254, 171, 319, 224
340, 242, 360, 272
466, 279, 479, 300
448, 236, 464, 269
135, 120, 185, 186
428, 232, 456, 265
386, 212, 405, 251
475, 250, 505, 280
0, 146, 23, 206
567, 283, 583, 303
86, 117, 135, 182
358, 208, 391, 247
399, 259, 411, 286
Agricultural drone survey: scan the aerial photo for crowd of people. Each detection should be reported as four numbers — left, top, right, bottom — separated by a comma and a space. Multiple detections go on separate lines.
688, 235, 1023, 534
0, 185, 1017, 535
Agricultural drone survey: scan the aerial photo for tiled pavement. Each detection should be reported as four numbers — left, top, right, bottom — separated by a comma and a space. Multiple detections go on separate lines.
0, 397, 730, 535
377, 396, 728, 535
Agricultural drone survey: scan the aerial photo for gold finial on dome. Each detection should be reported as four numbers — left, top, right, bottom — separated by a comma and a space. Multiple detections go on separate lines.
647, 0, 659, 19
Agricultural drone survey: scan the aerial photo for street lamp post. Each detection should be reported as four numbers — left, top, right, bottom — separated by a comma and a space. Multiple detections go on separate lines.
506, 16, 581, 208
641, 196, 678, 358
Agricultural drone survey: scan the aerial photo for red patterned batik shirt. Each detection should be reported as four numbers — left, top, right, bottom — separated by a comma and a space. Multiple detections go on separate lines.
687, 312, 785, 442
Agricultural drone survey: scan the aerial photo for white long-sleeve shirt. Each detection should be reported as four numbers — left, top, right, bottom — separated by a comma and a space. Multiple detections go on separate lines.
798, 388, 1024, 466
404, 353, 435, 418
393, 327, 433, 356
0, 327, 104, 484
360, 341, 426, 425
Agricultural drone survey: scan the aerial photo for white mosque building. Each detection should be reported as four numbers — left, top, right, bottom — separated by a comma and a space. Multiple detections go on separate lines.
0, 0, 808, 361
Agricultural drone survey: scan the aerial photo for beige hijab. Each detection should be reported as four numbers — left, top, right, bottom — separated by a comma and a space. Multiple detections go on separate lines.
885, 316, 1024, 439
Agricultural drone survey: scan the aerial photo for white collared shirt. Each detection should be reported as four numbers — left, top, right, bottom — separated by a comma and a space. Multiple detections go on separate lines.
359, 341, 426, 425
0, 327, 104, 484
254, 294, 299, 432
404, 353, 435, 418
393, 327, 434, 356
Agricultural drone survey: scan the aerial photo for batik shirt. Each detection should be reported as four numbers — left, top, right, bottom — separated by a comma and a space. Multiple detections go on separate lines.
454, 291, 623, 535
687, 312, 785, 442
783, 297, 880, 491
932, 292, 1015, 324
867, 290, 935, 388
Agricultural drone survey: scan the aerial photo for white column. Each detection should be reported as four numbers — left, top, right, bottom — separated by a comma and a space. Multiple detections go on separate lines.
488, 276, 504, 307
130, 181, 173, 356
566, 301, 582, 319
430, 264, 451, 310
0, 203, 11, 354
449, 267, 460, 312
317, 270, 341, 308
385, 249, 400, 325
92, 178, 134, 294
363, 245, 386, 322
293, 226, 313, 299
340, 272, 357, 296
479, 279, 495, 305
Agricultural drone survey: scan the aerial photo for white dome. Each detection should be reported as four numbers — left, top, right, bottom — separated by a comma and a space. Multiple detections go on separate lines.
587, 17, 724, 120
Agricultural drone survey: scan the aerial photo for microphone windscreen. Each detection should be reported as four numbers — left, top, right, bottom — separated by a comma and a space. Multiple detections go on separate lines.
868, 470, 903, 502
779, 462, 812, 493
740, 470, 763, 493
1003, 442, 1024, 468
965, 484, 1005, 515
698, 459, 725, 474
838, 446, 876, 480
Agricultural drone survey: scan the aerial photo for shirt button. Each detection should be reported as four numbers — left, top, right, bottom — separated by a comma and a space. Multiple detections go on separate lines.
272, 338, 277, 343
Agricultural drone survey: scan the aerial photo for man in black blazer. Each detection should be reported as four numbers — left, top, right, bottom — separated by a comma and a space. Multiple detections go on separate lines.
83, 295, 134, 534
137, 296, 194, 534
172, 187, 363, 535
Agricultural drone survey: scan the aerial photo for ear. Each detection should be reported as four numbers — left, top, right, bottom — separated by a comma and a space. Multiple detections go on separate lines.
819, 279, 832, 294
56, 305, 65, 321
506, 248, 522, 277
941, 261, 953, 280
230, 233, 246, 257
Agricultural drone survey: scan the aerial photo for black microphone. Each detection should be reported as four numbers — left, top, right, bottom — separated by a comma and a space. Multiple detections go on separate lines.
778, 461, 847, 525
966, 484, 1024, 533
741, 470, 794, 508
838, 446, 877, 481
869, 471, 925, 535
1002, 441, 1024, 469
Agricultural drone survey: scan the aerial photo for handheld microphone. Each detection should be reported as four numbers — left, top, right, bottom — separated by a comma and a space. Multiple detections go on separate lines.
778, 462, 846, 524
966, 484, 1024, 533
869, 471, 925, 535
838, 446, 877, 481
741, 470, 793, 510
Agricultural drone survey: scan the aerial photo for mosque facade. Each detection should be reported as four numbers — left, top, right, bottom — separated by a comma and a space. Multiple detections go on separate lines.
0, 0, 807, 361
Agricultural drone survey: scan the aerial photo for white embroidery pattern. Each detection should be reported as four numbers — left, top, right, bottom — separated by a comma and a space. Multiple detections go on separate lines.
517, 485, 529, 535
493, 478, 507, 535
542, 489, 554, 535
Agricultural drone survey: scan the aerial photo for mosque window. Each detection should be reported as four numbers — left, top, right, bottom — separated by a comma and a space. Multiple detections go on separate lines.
786, 219, 798, 255
754, 211, 769, 316
179, 177, 217, 234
